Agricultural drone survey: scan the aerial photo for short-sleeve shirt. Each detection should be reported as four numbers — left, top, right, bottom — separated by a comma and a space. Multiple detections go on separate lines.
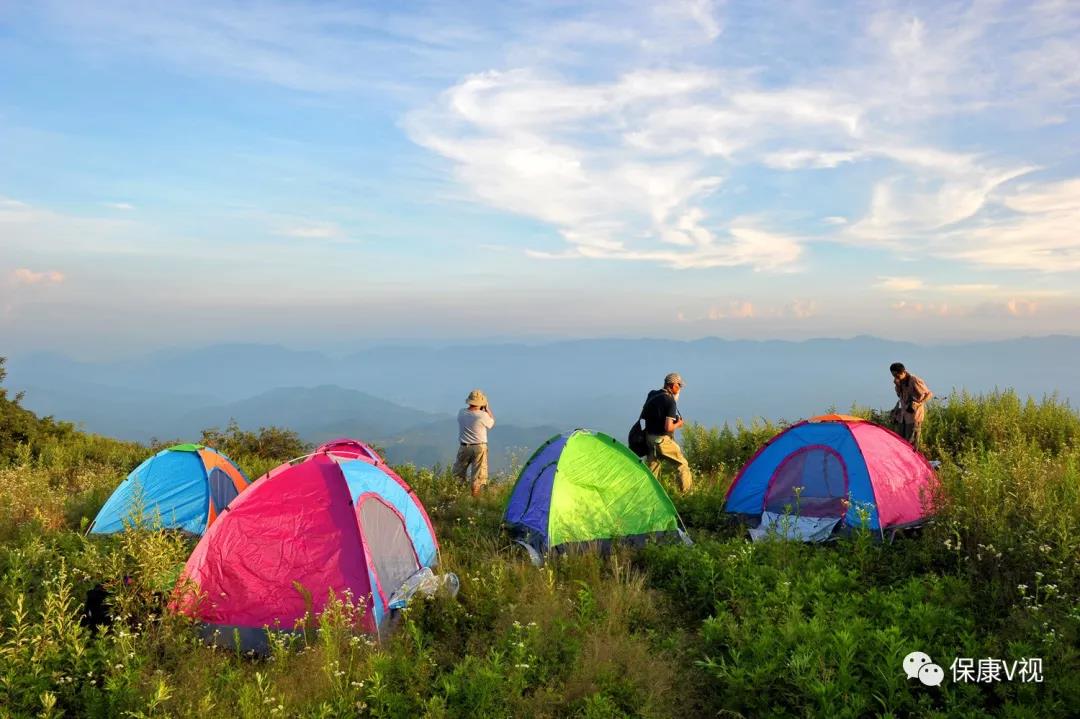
458, 408, 495, 444
894, 374, 933, 423
642, 389, 679, 436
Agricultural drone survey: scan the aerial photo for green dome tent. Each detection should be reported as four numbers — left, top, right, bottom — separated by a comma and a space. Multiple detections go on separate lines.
503, 429, 689, 563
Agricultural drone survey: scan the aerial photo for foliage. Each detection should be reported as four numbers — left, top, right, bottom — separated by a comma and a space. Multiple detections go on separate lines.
0, 357, 80, 465
1, 387, 1079, 717
197, 419, 310, 462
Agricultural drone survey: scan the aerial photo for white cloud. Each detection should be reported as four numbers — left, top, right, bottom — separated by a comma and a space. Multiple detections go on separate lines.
103, 202, 135, 210
679, 297, 819, 322
408, 67, 817, 271
1006, 298, 1038, 317
277, 224, 345, 240
763, 150, 863, 170
940, 177, 1080, 271
785, 299, 819, 319
707, 301, 755, 319
890, 300, 951, 317
876, 276, 925, 292
938, 283, 998, 294
12, 268, 66, 285
30, 1, 1080, 281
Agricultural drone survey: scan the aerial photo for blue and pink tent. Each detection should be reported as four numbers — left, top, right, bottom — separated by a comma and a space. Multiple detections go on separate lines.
176, 439, 438, 649
724, 415, 938, 541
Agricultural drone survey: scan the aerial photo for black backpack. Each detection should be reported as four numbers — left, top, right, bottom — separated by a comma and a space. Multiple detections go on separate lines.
628, 391, 660, 457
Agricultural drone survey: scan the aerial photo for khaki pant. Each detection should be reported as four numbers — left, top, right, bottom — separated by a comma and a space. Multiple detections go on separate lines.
646, 434, 693, 493
453, 443, 488, 494
900, 421, 923, 451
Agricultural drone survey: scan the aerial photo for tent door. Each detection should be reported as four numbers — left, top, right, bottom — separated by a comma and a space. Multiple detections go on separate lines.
763, 445, 849, 518
358, 497, 420, 604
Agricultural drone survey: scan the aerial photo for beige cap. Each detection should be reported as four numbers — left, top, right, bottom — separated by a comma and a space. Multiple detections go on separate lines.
664, 372, 685, 387
466, 389, 488, 406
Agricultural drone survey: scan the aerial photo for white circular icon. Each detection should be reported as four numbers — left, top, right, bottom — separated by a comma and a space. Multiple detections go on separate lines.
903, 651, 932, 679
918, 663, 944, 687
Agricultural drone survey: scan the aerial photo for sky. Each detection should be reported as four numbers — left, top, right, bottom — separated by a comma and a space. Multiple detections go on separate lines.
1, 0, 1079, 358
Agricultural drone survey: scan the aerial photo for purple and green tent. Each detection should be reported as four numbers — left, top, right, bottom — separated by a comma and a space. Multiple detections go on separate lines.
504, 429, 689, 562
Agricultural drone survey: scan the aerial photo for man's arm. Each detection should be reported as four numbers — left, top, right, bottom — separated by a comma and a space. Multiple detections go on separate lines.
483, 407, 495, 428
912, 377, 933, 406
663, 416, 684, 434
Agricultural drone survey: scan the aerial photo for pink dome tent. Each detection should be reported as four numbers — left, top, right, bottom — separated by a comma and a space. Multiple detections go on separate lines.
175, 439, 438, 650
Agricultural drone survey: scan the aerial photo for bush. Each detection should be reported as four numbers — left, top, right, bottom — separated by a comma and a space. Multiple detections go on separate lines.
198, 420, 310, 461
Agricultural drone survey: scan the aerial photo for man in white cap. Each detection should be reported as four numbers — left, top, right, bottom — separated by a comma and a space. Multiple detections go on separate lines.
453, 389, 495, 496
641, 372, 693, 493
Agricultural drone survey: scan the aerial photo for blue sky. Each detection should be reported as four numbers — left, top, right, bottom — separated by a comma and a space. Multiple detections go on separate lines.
2, 0, 1078, 357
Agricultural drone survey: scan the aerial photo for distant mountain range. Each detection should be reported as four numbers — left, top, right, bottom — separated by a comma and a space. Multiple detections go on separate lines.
7, 335, 1079, 469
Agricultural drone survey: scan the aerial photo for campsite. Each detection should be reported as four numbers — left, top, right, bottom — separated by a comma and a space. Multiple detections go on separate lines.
4, 1, 1079, 716
1, 359, 1077, 716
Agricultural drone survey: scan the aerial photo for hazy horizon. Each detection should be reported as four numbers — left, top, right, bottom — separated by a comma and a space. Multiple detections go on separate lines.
8, 331, 1080, 364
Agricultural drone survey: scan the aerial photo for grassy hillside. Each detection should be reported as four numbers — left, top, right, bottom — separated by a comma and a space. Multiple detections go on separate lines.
1, 367, 1077, 717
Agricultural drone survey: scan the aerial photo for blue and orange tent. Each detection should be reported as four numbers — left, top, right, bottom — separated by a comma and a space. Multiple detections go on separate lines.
90, 444, 250, 535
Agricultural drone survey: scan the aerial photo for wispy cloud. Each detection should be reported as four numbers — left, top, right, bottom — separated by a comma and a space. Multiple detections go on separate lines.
12, 268, 66, 285
102, 201, 135, 210
679, 298, 819, 322
404, 2, 1078, 274
939, 178, 1080, 271
1006, 298, 1039, 317
276, 223, 345, 240
890, 300, 951, 317
876, 276, 925, 292
892, 297, 1044, 320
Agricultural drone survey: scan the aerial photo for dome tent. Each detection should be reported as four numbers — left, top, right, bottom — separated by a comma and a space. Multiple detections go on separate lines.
315, 437, 384, 463
176, 441, 438, 651
724, 415, 938, 542
90, 444, 249, 535
504, 429, 688, 563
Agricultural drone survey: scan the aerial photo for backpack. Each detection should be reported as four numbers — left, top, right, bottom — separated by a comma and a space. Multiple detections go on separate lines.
628, 391, 661, 457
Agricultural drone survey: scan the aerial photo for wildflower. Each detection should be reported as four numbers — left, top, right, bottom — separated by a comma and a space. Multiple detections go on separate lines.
1035, 571, 1044, 581
1017, 584, 1027, 595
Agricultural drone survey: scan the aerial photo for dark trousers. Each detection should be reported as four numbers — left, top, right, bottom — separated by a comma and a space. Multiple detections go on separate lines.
900, 421, 922, 450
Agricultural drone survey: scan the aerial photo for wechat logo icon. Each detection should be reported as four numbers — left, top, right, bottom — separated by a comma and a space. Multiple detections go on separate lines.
904, 651, 944, 687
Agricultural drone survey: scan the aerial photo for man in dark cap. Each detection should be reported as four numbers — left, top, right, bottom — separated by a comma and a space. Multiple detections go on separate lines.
642, 372, 693, 493
890, 362, 933, 450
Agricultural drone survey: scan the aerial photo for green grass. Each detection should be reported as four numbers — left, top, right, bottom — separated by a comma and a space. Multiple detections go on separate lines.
1, 389, 1078, 717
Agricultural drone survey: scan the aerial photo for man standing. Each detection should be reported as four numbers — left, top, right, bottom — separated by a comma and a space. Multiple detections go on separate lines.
642, 372, 693, 493
890, 362, 933, 449
454, 389, 495, 497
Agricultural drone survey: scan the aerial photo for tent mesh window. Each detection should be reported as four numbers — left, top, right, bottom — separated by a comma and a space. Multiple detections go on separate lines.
764, 446, 848, 517
207, 468, 240, 513
359, 498, 419, 601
